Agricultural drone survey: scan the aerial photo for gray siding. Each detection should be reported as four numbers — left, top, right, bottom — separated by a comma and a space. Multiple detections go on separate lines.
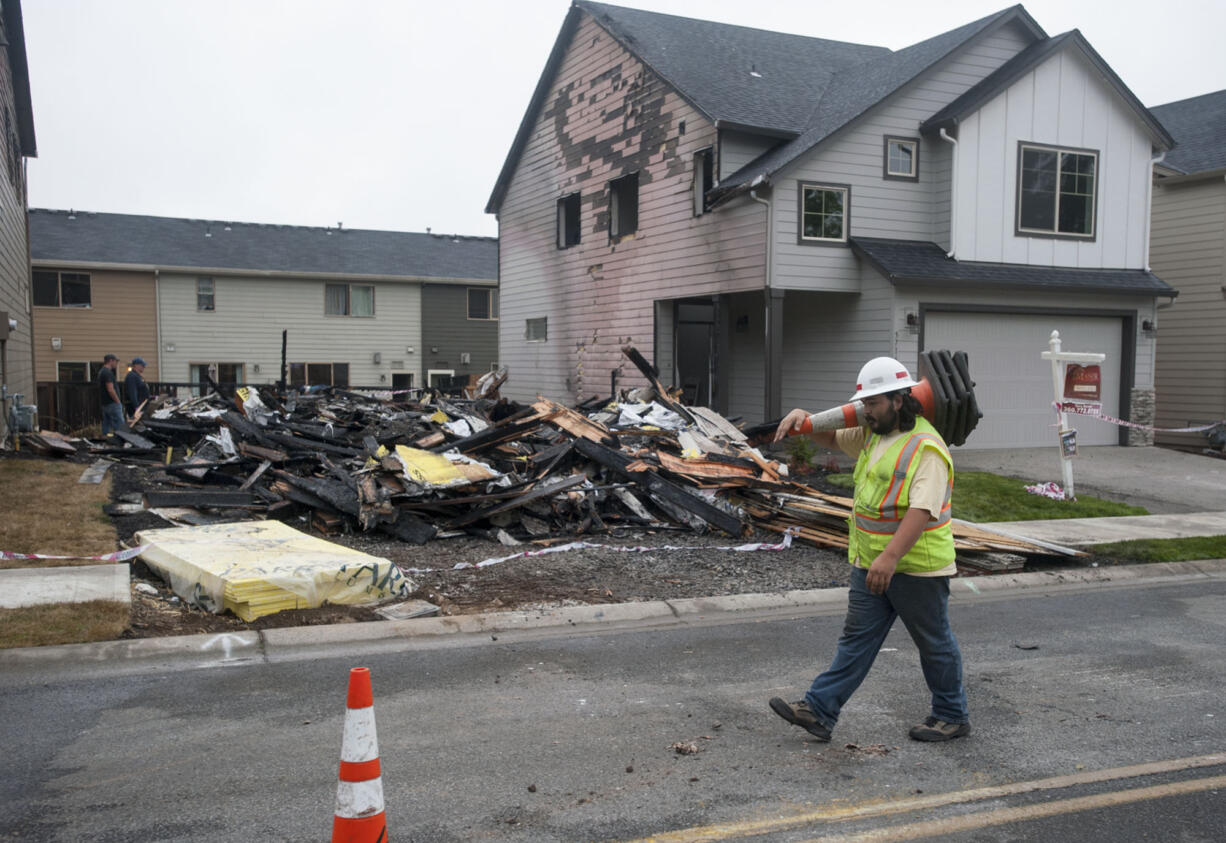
421, 283, 500, 382
1150, 177, 1226, 447
0, 32, 32, 438
770, 21, 1032, 292
718, 130, 779, 181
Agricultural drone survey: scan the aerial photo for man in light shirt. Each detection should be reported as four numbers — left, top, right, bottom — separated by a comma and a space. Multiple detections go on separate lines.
768, 357, 970, 743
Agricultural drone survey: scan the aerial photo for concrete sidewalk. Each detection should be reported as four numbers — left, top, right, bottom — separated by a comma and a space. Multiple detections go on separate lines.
981, 511, 1226, 547
0, 563, 131, 609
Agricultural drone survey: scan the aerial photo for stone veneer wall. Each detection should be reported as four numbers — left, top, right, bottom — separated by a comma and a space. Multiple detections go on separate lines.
1128, 387, 1155, 446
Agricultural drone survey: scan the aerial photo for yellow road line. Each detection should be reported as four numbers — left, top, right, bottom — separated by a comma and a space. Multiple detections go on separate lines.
807, 773, 1226, 842
630, 752, 1226, 842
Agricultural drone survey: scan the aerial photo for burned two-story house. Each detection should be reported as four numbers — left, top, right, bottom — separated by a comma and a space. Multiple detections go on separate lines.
487, 2, 1175, 448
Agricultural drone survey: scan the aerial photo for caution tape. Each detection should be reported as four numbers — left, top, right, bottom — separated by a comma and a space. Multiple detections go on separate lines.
1054, 402, 1224, 434
401, 527, 800, 573
0, 545, 148, 563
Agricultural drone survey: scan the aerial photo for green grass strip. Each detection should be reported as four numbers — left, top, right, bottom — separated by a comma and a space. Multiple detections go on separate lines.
1087, 535, 1226, 563
825, 471, 1148, 523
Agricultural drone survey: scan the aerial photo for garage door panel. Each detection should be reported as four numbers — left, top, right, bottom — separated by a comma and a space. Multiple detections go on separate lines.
924, 312, 1122, 448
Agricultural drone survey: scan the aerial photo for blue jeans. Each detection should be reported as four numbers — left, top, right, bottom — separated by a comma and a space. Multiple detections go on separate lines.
101, 402, 125, 435
804, 566, 968, 728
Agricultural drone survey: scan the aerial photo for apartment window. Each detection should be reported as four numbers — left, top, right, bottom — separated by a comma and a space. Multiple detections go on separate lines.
467, 288, 499, 320
290, 362, 349, 387
799, 184, 849, 243
57, 361, 89, 382
1017, 142, 1098, 239
609, 172, 639, 240
427, 369, 455, 388
325, 283, 375, 316
557, 193, 581, 248
884, 136, 919, 180
197, 277, 215, 311
32, 270, 91, 308
693, 148, 714, 215
190, 363, 245, 396
526, 317, 547, 342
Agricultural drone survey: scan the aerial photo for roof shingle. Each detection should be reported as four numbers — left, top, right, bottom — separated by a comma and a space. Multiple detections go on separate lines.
1150, 89, 1226, 175
29, 209, 498, 281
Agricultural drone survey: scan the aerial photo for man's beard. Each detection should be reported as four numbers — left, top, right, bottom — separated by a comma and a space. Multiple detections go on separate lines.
866, 405, 898, 435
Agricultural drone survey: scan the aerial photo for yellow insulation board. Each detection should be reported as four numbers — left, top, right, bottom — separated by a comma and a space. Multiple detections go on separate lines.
135, 520, 412, 621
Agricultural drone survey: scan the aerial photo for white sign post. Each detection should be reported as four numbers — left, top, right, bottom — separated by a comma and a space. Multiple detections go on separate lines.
1039, 330, 1105, 500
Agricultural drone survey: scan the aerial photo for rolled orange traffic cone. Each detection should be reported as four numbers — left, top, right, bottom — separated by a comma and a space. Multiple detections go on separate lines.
332, 667, 388, 843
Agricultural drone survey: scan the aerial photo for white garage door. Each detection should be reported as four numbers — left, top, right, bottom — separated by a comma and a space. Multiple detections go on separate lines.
924, 311, 1123, 449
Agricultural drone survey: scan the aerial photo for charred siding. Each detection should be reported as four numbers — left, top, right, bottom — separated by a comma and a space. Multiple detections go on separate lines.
498, 11, 766, 403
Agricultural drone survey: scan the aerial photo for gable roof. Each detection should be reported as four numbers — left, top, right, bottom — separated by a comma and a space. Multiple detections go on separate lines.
29, 209, 498, 281
851, 237, 1176, 297
1149, 89, 1226, 175
921, 30, 1173, 149
712, 5, 1044, 198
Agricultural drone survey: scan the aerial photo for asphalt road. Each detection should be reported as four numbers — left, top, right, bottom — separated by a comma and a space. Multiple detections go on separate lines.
2, 575, 1223, 842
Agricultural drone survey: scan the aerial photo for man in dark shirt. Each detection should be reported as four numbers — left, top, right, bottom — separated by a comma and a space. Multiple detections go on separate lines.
98, 353, 125, 435
124, 357, 151, 418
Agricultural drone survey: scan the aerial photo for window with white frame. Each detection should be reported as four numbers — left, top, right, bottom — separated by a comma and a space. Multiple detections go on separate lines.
883, 136, 918, 180
32, 270, 91, 307
1016, 142, 1098, 238
526, 317, 547, 342
467, 287, 499, 320
324, 283, 375, 316
799, 184, 849, 243
197, 277, 215, 311
557, 193, 581, 248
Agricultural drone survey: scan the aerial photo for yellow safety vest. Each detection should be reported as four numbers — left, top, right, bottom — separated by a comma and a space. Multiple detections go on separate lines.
847, 416, 955, 574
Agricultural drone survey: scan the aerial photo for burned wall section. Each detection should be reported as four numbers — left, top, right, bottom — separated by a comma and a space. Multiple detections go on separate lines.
497, 10, 767, 407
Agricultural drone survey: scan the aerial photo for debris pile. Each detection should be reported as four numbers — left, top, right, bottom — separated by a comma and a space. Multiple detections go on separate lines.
32, 347, 1074, 569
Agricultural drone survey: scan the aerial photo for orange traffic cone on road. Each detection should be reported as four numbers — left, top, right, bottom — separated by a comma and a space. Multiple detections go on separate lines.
332, 667, 388, 842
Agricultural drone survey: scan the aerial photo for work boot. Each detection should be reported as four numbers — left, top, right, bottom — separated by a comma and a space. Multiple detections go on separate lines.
909, 716, 971, 742
769, 697, 831, 741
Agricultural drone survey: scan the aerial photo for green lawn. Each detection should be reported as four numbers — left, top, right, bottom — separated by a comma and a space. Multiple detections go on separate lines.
1087, 536, 1226, 563
825, 471, 1149, 522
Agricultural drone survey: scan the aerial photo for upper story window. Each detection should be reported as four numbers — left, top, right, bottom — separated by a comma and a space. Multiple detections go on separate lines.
799, 183, 849, 244
197, 277, 215, 311
1017, 142, 1098, 239
883, 136, 919, 181
693, 148, 714, 215
467, 287, 499, 320
609, 172, 639, 241
557, 193, 581, 249
325, 283, 375, 317
33, 270, 91, 308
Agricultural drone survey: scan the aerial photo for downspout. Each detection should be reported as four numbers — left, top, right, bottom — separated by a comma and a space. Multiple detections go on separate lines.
939, 129, 958, 259
1144, 150, 1165, 272
750, 176, 775, 420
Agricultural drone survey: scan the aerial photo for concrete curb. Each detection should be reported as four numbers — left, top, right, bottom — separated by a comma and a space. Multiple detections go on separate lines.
3, 559, 1224, 670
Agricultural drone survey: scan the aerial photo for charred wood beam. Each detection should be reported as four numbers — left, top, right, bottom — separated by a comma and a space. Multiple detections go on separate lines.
272, 470, 361, 516
429, 414, 545, 455
620, 345, 696, 426
573, 438, 745, 536
263, 431, 363, 458
143, 490, 260, 508
445, 473, 588, 530
115, 429, 156, 449
378, 510, 436, 545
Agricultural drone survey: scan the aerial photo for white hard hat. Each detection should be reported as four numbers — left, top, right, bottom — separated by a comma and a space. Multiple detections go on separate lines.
851, 356, 920, 401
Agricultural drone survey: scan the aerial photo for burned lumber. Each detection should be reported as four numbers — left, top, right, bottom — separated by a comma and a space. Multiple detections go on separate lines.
263, 431, 362, 458
445, 472, 588, 529
573, 438, 745, 536
620, 345, 696, 426
143, 490, 260, 508
272, 470, 361, 516
379, 510, 437, 545
115, 429, 157, 449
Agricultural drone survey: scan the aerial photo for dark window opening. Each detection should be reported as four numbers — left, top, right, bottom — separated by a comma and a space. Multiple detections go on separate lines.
557, 193, 581, 248
467, 287, 499, 320
694, 148, 714, 215
33, 270, 91, 307
609, 172, 639, 240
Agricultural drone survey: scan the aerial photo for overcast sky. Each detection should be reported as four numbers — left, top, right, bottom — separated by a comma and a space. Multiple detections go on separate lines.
21, 0, 1225, 239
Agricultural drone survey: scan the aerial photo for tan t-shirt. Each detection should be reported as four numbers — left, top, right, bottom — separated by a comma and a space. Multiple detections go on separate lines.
835, 426, 957, 577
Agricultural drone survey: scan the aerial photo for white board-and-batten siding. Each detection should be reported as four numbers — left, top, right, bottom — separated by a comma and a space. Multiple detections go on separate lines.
1150, 177, 1226, 445
952, 47, 1154, 268
769, 21, 1033, 294
156, 274, 422, 386
496, 12, 766, 403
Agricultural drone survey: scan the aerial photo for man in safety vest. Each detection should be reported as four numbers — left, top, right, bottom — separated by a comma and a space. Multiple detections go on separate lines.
768, 356, 970, 742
